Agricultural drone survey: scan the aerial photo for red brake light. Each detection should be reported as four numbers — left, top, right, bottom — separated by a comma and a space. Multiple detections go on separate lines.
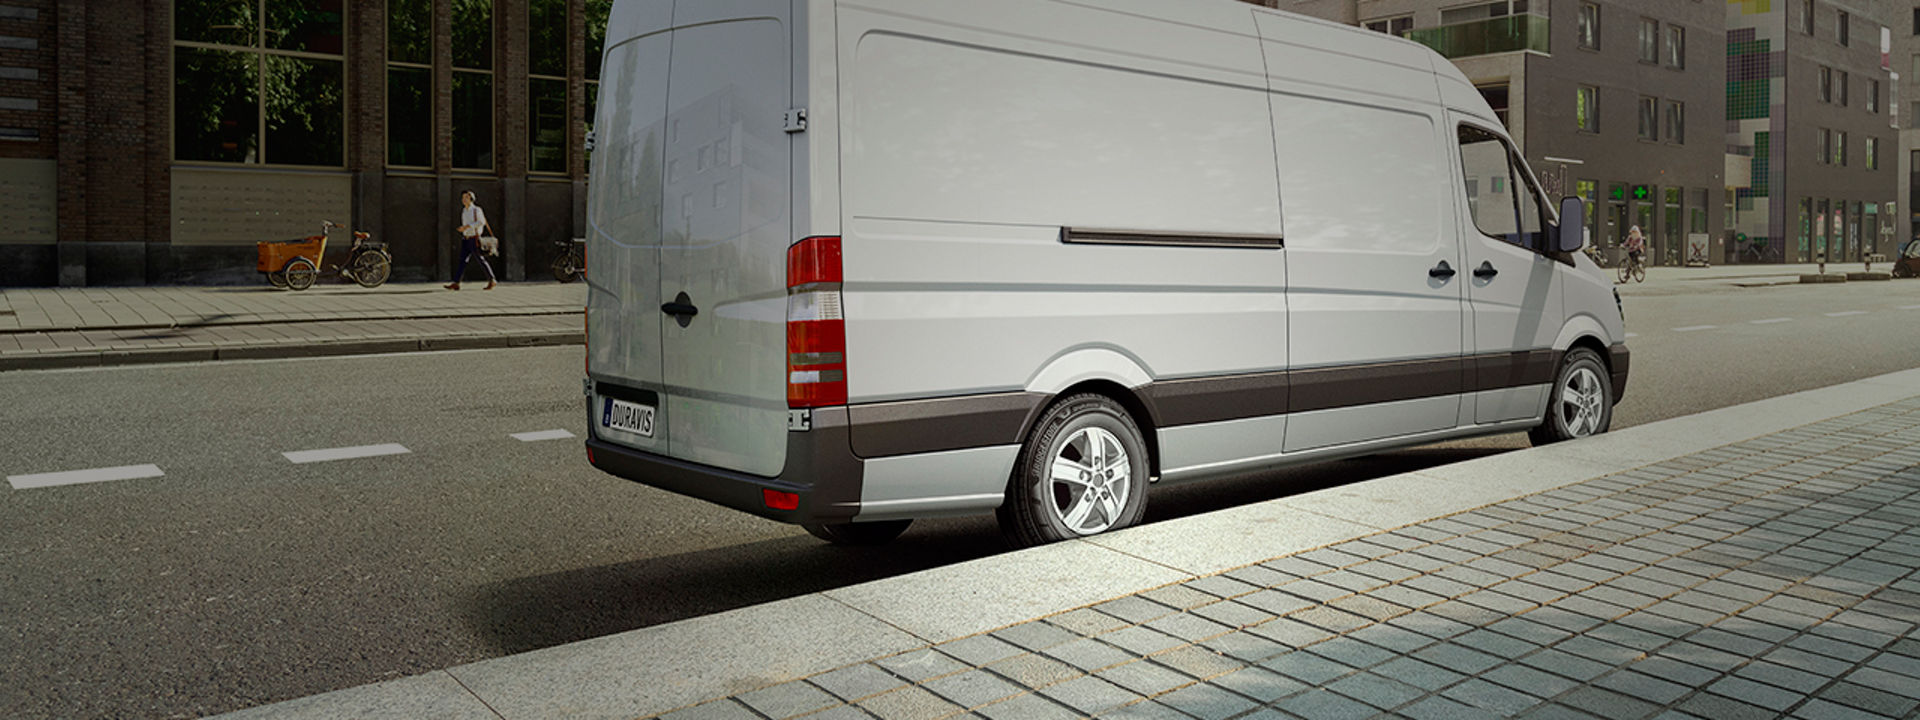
788, 237, 846, 408
763, 489, 800, 510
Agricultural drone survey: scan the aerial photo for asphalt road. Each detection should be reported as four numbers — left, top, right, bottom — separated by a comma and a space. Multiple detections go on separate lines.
2, 275, 1918, 719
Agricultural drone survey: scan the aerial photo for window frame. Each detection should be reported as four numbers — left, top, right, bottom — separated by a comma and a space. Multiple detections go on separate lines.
1664, 100, 1684, 145
1802, 0, 1815, 36
386, 0, 433, 169
1664, 25, 1684, 69
450, 0, 495, 171
1838, 10, 1849, 46
171, 0, 349, 169
1363, 14, 1413, 37
1637, 17, 1659, 63
1457, 122, 1551, 253
1867, 136, 1879, 170
1576, 85, 1599, 133
1869, 78, 1881, 113
526, 0, 568, 175
1578, 2, 1600, 50
1637, 95, 1658, 141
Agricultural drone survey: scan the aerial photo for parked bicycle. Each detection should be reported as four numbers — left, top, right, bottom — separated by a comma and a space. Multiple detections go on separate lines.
1582, 243, 1609, 268
258, 221, 391, 291
551, 237, 586, 283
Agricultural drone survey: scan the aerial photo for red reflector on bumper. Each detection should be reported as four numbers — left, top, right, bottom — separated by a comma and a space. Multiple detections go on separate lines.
587, 447, 595, 465
763, 489, 800, 511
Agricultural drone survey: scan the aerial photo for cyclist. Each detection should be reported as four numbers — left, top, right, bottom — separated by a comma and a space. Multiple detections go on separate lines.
1624, 225, 1646, 271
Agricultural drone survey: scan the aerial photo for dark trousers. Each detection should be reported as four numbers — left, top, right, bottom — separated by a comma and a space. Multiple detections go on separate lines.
455, 235, 495, 282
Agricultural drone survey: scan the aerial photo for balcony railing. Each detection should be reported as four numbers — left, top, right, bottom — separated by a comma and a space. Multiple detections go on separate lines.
1406, 13, 1550, 59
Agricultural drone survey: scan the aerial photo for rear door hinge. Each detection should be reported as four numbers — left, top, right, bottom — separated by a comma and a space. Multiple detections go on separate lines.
783, 108, 808, 134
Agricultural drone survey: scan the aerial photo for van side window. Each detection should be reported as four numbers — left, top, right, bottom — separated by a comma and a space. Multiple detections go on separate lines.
1458, 125, 1545, 250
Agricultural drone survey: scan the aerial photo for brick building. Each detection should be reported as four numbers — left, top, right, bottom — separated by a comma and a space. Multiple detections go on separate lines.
0, 0, 608, 286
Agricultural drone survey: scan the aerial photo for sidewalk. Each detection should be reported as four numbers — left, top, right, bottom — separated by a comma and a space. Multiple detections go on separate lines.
1640, 262, 1901, 287
0, 282, 585, 371
209, 368, 1920, 720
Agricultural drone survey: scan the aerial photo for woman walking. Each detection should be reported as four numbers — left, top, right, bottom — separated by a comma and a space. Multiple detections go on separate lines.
448, 190, 496, 290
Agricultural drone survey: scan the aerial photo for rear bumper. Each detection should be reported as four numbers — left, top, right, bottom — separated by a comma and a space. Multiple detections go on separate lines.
1609, 344, 1631, 404
585, 405, 865, 525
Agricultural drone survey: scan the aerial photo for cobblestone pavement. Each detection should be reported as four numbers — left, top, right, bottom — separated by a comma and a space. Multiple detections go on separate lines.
659, 399, 1920, 720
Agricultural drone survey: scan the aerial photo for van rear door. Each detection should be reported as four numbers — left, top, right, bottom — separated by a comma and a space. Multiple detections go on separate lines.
588, 0, 795, 477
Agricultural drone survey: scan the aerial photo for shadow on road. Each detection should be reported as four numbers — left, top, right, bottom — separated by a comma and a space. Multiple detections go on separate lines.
459, 443, 1515, 655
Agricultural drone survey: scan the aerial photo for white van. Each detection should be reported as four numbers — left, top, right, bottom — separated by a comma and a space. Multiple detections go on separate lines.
583, 0, 1630, 547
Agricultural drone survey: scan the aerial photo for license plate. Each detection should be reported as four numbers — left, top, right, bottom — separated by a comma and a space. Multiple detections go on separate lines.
601, 397, 655, 438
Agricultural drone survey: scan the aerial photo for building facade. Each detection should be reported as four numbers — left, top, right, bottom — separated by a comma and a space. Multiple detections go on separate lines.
1899, 4, 1920, 251
0, 0, 610, 286
1728, 0, 1901, 265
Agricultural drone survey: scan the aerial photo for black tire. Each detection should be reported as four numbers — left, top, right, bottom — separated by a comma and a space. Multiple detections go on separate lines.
267, 272, 288, 289
803, 520, 912, 546
1895, 265, 1913, 279
352, 251, 391, 288
284, 258, 318, 291
551, 255, 579, 283
1630, 264, 1646, 283
1529, 348, 1614, 446
998, 393, 1149, 549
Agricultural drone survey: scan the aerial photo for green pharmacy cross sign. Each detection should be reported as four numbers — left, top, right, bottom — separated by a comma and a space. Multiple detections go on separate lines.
1632, 185, 1652, 201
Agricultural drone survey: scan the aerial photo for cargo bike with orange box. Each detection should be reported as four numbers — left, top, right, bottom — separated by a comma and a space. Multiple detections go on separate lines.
257, 220, 392, 290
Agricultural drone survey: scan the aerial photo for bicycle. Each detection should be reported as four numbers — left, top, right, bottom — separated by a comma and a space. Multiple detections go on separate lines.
1617, 251, 1646, 284
551, 237, 585, 282
1582, 243, 1609, 268
258, 221, 391, 291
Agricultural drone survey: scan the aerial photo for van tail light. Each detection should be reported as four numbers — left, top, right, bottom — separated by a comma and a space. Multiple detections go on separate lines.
763, 489, 800, 510
787, 236, 846, 408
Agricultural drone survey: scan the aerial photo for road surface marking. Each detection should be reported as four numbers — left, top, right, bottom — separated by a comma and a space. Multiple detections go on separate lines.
282, 444, 411, 464
1673, 325, 1718, 332
511, 429, 576, 442
1751, 318, 1794, 324
1624, 333, 1639, 338
8, 464, 165, 490
1825, 311, 1869, 317
1903, 304, 1920, 310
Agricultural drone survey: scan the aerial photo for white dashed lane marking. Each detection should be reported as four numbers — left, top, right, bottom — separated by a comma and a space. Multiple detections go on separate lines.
1673, 326, 1718, 332
282, 444, 411, 464
1624, 333, 1640, 338
8, 464, 165, 490
1751, 318, 1793, 324
511, 429, 576, 442
1825, 311, 1869, 317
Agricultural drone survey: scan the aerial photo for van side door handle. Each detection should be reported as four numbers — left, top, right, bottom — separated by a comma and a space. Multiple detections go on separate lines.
1473, 261, 1499, 279
1428, 260, 1456, 279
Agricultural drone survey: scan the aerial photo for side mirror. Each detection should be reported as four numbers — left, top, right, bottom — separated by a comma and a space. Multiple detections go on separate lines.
1556, 197, 1585, 254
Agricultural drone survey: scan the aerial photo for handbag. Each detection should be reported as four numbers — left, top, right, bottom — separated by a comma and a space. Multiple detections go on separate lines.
479, 223, 499, 256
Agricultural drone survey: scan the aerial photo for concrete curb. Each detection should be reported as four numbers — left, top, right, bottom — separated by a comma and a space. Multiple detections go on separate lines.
0, 308, 582, 336
202, 366, 1920, 720
0, 331, 585, 372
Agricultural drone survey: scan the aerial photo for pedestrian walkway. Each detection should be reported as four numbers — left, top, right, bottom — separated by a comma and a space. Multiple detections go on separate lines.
206, 369, 1920, 720
0, 282, 585, 371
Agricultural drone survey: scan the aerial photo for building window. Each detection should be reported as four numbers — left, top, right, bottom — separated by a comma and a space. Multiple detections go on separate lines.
452, 0, 493, 170
1664, 25, 1684, 68
1638, 18, 1658, 63
1577, 179, 1598, 242
173, 0, 345, 167
1440, 0, 1533, 26
1820, 128, 1831, 164
1478, 84, 1510, 128
1837, 131, 1848, 166
1867, 136, 1879, 170
1364, 15, 1413, 37
388, 0, 431, 167
1821, 66, 1833, 103
1576, 85, 1599, 132
1578, 3, 1600, 50
1870, 79, 1881, 113
1838, 10, 1849, 45
528, 0, 567, 173
1665, 101, 1684, 144
1913, 7, 1919, 35
585, 0, 612, 167
1840, 71, 1850, 106
1801, 0, 1814, 35
1637, 96, 1657, 140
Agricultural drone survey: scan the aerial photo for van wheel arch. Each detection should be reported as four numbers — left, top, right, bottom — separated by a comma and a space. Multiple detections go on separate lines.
1015, 380, 1160, 480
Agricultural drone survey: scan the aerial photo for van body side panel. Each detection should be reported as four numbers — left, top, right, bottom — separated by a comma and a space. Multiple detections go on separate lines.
855, 445, 1019, 521
1255, 16, 1464, 453
836, 1, 1287, 460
